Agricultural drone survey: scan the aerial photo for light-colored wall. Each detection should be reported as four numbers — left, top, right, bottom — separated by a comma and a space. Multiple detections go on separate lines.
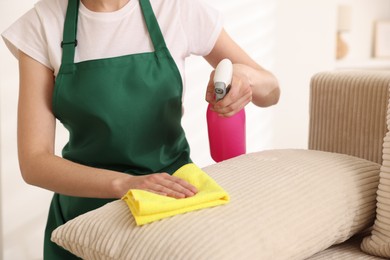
338, 0, 390, 62
272, 0, 338, 149
1, 0, 387, 259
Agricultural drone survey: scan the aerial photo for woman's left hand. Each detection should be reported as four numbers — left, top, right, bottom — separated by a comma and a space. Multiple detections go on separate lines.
206, 64, 252, 117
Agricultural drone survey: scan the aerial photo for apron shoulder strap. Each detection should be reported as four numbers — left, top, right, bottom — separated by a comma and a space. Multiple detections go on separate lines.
139, 0, 169, 52
61, 0, 79, 65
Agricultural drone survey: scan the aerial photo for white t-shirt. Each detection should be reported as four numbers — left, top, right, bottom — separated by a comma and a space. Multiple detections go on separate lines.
2, 0, 223, 85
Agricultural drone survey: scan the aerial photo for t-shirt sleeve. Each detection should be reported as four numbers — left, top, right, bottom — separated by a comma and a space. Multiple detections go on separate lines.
178, 0, 223, 57
2, 7, 52, 70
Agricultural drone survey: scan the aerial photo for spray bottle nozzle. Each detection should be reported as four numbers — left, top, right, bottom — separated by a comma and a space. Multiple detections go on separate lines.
214, 59, 233, 102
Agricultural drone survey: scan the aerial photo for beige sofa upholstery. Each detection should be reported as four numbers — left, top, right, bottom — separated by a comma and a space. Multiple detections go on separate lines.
309, 71, 389, 164
50, 70, 390, 260
309, 70, 390, 259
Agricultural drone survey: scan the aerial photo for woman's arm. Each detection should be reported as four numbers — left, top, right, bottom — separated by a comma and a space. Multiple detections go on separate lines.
17, 51, 196, 199
204, 29, 280, 117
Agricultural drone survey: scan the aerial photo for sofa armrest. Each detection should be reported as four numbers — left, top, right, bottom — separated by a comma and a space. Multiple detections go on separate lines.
308, 70, 390, 164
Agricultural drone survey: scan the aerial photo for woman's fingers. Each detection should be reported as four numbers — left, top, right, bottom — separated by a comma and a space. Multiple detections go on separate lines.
131, 173, 198, 199
153, 174, 197, 198
214, 84, 252, 117
205, 71, 216, 104
207, 70, 252, 117
214, 95, 249, 116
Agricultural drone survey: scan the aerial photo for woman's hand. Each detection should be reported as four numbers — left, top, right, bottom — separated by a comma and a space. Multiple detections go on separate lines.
204, 29, 280, 114
206, 64, 252, 117
118, 173, 198, 199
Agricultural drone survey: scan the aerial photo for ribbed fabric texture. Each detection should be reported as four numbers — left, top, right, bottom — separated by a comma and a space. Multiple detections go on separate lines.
310, 235, 386, 260
361, 82, 390, 258
309, 71, 390, 165
51, 149, 380, 260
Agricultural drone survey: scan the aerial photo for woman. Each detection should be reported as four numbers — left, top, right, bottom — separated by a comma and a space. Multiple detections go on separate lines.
2, 0, 280, 258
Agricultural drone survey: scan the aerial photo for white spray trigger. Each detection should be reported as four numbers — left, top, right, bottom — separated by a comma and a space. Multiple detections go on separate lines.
214, 59, 233, 101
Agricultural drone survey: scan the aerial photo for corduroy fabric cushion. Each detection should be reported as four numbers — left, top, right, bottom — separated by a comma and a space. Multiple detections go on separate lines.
309, 234, 386, 260
51, 149, 380, 260
361, 94, 390, 258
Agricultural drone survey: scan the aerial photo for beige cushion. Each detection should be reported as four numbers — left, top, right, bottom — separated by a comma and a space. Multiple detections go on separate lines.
361, 97, 390, 258
309, 234, 386, 260
51, 149, 380, 260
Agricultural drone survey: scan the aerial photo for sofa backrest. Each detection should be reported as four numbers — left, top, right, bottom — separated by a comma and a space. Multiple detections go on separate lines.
308, 70, 390, 164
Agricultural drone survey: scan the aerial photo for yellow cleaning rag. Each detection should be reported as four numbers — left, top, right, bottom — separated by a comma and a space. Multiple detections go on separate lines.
122, 163, 230, 226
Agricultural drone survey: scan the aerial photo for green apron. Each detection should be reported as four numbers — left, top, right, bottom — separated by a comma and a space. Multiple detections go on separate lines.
44, 0, 191, 258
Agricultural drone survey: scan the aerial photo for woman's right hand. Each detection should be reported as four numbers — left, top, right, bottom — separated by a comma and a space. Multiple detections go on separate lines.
120, 173, 198, 199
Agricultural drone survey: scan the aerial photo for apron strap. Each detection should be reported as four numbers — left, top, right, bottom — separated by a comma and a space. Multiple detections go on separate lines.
61, 0, 79, 65
139, 0, 169, 52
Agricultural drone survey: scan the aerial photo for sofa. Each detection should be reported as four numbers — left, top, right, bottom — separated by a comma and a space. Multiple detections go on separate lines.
50, 70, 390, 259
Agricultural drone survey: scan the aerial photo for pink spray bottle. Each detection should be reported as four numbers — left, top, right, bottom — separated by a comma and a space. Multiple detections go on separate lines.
207, 59, 246, 162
